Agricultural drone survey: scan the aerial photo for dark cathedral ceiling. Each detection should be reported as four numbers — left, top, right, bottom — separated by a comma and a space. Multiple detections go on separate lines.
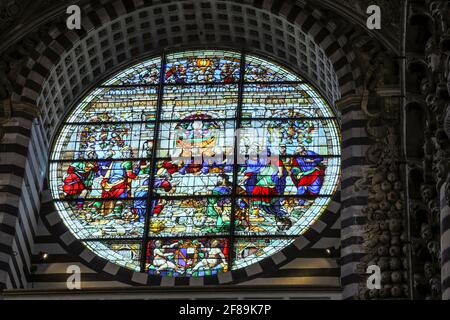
0, 0, 401, 55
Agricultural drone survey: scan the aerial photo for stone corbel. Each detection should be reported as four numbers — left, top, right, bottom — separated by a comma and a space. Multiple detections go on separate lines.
0, 99, 39, 142
335, 93, 364, 114
10, 101, 40, 119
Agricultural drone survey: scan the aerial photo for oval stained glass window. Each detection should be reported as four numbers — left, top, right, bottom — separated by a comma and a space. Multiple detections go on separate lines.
49, 50, 341, 277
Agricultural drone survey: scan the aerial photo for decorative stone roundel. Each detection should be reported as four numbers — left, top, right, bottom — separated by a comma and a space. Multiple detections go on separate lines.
49, 49, 341, 277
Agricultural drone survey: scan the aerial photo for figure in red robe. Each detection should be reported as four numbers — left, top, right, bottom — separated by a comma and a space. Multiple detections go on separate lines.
63, 161, 99, 207
290, 147, 326, 205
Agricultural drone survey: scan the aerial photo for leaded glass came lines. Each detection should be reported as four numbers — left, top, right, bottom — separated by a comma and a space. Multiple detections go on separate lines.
49, 50, 341, 276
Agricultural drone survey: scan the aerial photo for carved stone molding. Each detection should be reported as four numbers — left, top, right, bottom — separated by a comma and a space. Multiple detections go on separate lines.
357, 87, 409, 300
445, 104, 450, 141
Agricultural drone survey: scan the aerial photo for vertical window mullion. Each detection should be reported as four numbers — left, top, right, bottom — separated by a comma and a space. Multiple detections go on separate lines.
139, 54, 167, 272
228, 51, 247, 271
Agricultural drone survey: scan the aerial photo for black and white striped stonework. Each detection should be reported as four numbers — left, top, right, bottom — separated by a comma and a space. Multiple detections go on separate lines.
337, 95, 371, 300
31, 217, 133, 290
441, 181, 450, 300
0, 0, 380, 295
0, 109, 47, 289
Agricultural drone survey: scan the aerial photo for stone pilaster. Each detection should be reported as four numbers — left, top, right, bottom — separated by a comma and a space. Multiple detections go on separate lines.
337, 94, 371, 299
0, 100, 40, 289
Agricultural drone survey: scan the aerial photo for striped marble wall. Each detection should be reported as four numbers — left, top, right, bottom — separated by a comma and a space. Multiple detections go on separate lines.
0, 109, 47, 289
337, 95, 370, 299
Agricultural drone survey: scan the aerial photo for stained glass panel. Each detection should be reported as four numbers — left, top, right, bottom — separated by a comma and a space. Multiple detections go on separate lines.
245, 55, 301, 82
237, 156, 340, 197
239, 119, 341, 156
153, 160, 234, 197
242, 84, 335, 118
65, 87, 158, 124
101, 57, 161, 86
165, 51, 241, 84
147, 197, 232, 237
156, 120, 235, 158
145, 238, 229, 276
161, 84, 238, 120
233, 238, 294, 270
83, 241, 141, 271
234, 197, 332, 236
49, 160, 150, 200
51, 123, 154, 160
49, 50, 341, 277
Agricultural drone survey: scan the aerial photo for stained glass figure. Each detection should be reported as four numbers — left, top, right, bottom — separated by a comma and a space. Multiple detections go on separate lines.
165, 51, 241, 84
146, 238, 229, 276
49, 50, 341, 277
54, 200, 144, 239
147, 197, 232, 237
